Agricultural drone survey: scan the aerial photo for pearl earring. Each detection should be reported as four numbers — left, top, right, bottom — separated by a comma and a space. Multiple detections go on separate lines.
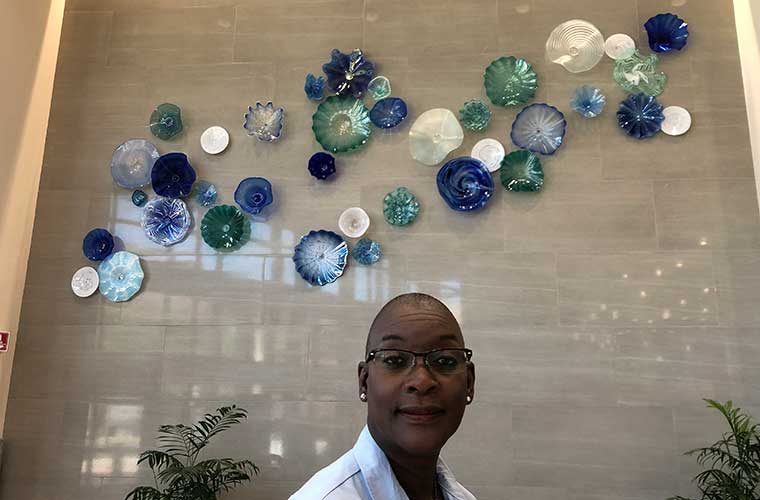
360, 393, 367, 402
466, 395, 472, 403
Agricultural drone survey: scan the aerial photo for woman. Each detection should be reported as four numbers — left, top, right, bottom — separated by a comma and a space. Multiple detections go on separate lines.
290, 293, 477, 500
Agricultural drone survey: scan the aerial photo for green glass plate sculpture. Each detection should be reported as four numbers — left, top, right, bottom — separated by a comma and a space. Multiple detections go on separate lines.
500, 150, 544, 192
459, 100, 492, 131
312, 95, 372, 154
484, 56, 538, 107
383, 187, 420, 226
201, 205, 251, 251
149, 103, 184, 140
613, 50, 667, 97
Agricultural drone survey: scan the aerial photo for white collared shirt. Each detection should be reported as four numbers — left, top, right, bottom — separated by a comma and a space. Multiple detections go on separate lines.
289, 426, 477, 500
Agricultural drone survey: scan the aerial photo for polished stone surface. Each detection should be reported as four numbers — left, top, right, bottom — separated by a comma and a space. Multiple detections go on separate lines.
3, 0, 760, 499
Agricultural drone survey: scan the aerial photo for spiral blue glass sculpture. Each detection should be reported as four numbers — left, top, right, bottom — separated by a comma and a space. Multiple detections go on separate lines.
644, 13, 689, 53
151, 152, 196, 198
141, 198, 192, 246
617, 92, 665, 139
292, 229, 348, 286
234, 177, 273, 215
436, 157, 494, 212
510, 103, 567, 155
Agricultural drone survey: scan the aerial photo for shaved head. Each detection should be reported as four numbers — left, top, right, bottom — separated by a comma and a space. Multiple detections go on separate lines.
365, 293, 463, 354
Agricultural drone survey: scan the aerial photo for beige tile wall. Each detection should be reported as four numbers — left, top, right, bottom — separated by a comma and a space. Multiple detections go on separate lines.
3, 0, 760, 499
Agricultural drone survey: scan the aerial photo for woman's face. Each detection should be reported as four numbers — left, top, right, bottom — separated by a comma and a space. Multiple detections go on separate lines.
358, 304, 475, 459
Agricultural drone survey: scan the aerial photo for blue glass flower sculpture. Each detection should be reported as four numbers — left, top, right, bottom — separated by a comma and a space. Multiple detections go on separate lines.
308, 152, 336, 180
235, 177, 273, 215
201, 205, 251, 251
149, 103, 183, 140
617, 92, 665, 139
97, 251, 144, 302
322, 48, 375, 98
352, 238, 382, 265
192, 180, 217, 207
141, 198, 192, 246
244, 102, 284, 142
510, 103, 567, 155
132, 190, 148, 207
312, 95, 372, 153
83, 228, 114, 261
644, 13, 689, 53
110, 139, 159, 189
151, 152, 196, 198
570, 86, 606, 118
436, 157, 494, 212
500, 150, 544, 192
369, 97, 408, 129
304, 73, 326, 101
292, 229, 348, 286
383, 187, 420, 226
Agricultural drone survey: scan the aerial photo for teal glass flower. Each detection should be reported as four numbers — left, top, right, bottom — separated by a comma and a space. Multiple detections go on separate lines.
131, 190, 148, 207
312, 95, 372, 154
352, 238, 382, 265
149, 103, 183, 140
383, 187, 420, 226
200, 205, 251, 251
97, 251, 144, 302
500, 150, 544, 192
484, 56, 538, 107
459, 100, 492, 131
613, 50, 667, 97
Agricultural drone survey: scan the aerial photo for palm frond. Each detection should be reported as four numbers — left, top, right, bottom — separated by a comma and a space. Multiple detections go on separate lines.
137, 450, 185, 474
189, 406, 248, 459
156, 424, 198, 462
124, 486, 168, 500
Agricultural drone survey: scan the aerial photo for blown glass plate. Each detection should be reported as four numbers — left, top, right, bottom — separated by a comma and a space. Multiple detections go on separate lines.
97, 251, 144, 302
111, 139, 160, 189
510, 103, 567, 155
200, 205, 251, 251
500, 150, 544, 192
459, 100, 492, 131
244, 102, 284, 142
644, 13, 689, 53
484, 56, 538, 107
383, 187, 420, 226
617, 92, 665, 139
308, 152, 336, 180
304, 73, 326, 101
570, 86, 606, 118
338, 207, 370, 239
132, 190, 148, 207
149, 103, 183, 140
613, 50, 667, 97
151, 152, 197, 198
71, 266, 99, 298
436, 157, 494, 212
141, 198, 192, 246
235, 177, 274, 215
192, 180, 217, 207
545, 19, 605, 73
322, 48, 375, 98
312, 95, 372, 154
83, 228, 114, 262
368, 76, 391, 101
605, 33, 636, 60
471, 138, 505, 173
369, 97, 408, 129
292, 229, 348, 286
408, 108, 464, 166
352, 238, 382, 265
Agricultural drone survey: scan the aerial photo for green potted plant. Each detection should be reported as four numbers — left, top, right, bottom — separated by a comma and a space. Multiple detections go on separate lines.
668, 399, 760, 500
126, 405, 259, 500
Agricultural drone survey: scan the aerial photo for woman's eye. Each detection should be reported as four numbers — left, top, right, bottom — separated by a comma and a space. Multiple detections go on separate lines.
434, 356, 458, 367
382, 356, 406, 367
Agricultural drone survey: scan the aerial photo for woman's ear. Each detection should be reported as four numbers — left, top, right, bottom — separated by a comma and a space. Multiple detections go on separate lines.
357, 361, 368, 396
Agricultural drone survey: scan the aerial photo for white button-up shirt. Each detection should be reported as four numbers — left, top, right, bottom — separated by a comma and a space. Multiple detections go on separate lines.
289, 426, 478, 500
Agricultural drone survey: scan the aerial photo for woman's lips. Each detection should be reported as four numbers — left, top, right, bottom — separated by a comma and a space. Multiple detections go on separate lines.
397, 405, 445, 422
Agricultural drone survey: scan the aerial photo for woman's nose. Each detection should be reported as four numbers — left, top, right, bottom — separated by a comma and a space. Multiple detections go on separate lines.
404, 361, 439, 393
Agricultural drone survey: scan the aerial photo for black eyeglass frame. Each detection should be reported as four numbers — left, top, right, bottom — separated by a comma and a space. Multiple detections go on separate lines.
365, 347, 473, 371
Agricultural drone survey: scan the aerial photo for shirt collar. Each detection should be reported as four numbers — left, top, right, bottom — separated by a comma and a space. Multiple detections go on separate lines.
352, 426, 466, 500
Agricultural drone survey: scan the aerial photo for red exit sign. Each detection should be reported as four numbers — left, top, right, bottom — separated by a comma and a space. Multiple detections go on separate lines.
0, 331, 9, 352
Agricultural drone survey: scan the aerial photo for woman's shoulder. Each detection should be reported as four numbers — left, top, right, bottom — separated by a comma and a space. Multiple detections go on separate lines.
288, 448, 367, 500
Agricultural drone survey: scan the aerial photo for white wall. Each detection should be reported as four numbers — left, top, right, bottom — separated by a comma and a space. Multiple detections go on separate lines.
735, 0, 760, 210
0, 0, 65, 437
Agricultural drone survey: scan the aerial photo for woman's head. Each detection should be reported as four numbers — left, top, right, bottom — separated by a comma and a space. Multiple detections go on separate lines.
357, 293, 475, 459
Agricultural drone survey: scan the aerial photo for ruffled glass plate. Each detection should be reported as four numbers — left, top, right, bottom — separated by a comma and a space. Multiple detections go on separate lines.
71, 266, 99, 298
200, 205, 251, 251
383, 187, 420, 226
141, 198, 192, 246
151, 152, 197, 198
369, 97, 407, 129
292, 229, 348, 286
192, 180, 217, 207
459, 100, 492, 131
617, 92, 665, 139
149, 103, 183, 140
322, 48, 375, 98
471, 138, 505, 173
644, 13, 689, 53
352, 238, 382, 265
235, 177, 273, 215
613, 50, 667, 97
510, 103, 567, 155
484, 56, 538, 107
545, 19, 605, 73
408, 108, 464, 166
436, 157, 494, 212
83, 228, 114, 261
338, 207, 370, 239
570, 86, 606, 118
304, 73, 326, 101
97, 251, 144, 302
500, 150, 544, 192
110, 139, 160, 189
367, 76, 391, 100
244, 102, 284, 142
312, 95, 372, 153
308, 152, 336, 180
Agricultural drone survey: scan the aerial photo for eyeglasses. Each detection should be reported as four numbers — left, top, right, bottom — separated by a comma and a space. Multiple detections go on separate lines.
365, 348, 473, 375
